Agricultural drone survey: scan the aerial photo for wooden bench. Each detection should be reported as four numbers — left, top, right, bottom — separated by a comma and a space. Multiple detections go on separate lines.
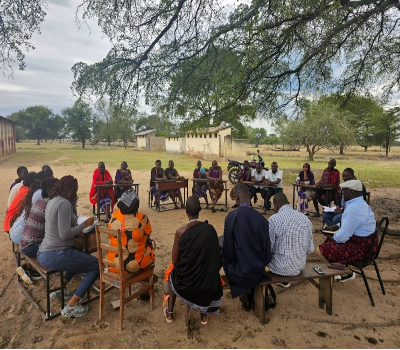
221, 264, 352, 324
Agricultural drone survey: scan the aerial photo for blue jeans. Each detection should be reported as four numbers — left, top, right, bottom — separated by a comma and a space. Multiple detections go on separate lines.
21, 241, 41, 258
323, 212, 342, 226
37, 248, 99, 298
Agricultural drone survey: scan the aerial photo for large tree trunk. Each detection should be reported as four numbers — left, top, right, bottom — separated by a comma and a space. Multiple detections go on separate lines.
363, 146, 368, 151
37, 138, 40, 145
82, 139, 86, 149
385, 139, 389, 157
107, 135, 111, 147
340, 143, 344, 155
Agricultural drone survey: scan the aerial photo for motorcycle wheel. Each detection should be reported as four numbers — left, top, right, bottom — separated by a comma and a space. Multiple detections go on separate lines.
228, 167, 241, 185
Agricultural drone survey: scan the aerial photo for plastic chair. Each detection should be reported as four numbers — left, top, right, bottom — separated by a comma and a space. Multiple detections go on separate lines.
349, 217, 389, 307
95, 226, 155, 330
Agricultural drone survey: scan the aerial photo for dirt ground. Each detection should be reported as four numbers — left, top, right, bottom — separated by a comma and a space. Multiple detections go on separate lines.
0, 161, 399, 349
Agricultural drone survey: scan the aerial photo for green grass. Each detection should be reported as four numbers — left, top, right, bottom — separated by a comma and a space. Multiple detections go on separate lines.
5, 141, 400, 188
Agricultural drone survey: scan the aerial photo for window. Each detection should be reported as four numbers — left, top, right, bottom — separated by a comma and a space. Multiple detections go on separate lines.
195, 134, 198, 138
168, 137, 170, 141
209, 133, 212, 138
215, 133, 218, 138
200, 134, 202, 138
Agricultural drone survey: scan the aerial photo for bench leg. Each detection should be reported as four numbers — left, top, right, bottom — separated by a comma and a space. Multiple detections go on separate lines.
254, 285, 266, 324
319, 277, 333, 315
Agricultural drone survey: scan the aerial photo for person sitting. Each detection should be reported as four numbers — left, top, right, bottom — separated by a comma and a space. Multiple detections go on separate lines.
165, 160, 185, 209
4, 172, 37, 232
163, 196, 222, 324
250, 164, 267, 206
311, 158, 340, 218
114, 161, 133, 201
322, 168, 367, 227
108, 189, 155, 273
264, 162, 283, 213
89, 162, 114, 223
319, 180, 376, 282
150, 160, 169, 209
16, 177, 59, 284
296, 163, 315, 213
193, 160, 209, 208
268, 193, 313, 287
9, 166, 28, 193
207, 160, 224, 213
231, 160, 252, 208
41, 165, 54, 178
221, 184, 272, 310
38, 176, 98, 318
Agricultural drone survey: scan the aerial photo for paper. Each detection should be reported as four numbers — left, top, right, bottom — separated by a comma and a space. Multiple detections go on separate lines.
323, 206, 335, 213
77, 216, 99, 233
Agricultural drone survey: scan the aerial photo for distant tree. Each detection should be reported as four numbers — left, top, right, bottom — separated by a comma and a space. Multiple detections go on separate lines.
112, 106, 136, 148
278, 101, 354, 160
136, 114, 176, 136
246, 127, 267, 145
7, 112, 27, 141
372, 107, 400, 157
62, 99, 95, 149
49, 114, 66, 143
95, 98, 117, 146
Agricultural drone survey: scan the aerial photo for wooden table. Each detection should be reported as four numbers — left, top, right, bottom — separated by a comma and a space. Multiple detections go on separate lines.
94, 182, 140, 220
292, 183, 334, 210
192, 178, 228, 210
150, 179, 188, 212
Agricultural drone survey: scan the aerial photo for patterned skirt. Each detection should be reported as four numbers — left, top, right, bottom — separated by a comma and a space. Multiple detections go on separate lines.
319, 233, 378, 265
194, 183, 208, 199
209, 181, 224, 201
150, 187, 170, 202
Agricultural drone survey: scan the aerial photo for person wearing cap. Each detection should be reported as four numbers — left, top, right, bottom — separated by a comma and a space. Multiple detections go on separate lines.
311, 158, 340, 218
108, 189, 155, 274
319, 179, 376, 282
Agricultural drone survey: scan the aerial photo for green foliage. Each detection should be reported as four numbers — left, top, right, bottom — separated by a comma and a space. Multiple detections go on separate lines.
62, 99, 95, 149
136, 114, 177, 136
372, 107, 400, 157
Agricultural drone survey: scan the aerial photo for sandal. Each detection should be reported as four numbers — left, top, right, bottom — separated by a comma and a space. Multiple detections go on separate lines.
164, 307, 174, 324
205, 204, 209, 209
212, 208, 216, 213
200, 313, 209, 325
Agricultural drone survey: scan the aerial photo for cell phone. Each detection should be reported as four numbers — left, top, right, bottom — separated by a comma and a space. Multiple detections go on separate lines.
313, 266, 325, 275
328, 263, 345, 270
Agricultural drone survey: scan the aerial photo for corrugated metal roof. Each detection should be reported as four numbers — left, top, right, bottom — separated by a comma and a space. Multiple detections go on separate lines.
134, 129, 156, 136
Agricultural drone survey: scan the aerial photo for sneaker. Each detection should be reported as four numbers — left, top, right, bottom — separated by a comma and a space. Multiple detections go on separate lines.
50, 287, 74, 300
16, 266, 33, 284
277, 282, 290, 288
61, 303, 89, 318
339, 272, 356, 283
334, 275, 341, 281
29, 270, 42, 281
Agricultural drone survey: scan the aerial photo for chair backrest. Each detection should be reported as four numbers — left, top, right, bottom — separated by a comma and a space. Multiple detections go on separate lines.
375, 216, 389, 260
95, 226, 126, 282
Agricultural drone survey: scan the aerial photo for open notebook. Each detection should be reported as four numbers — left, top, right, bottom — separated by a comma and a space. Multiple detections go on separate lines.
77, 216, 99, 234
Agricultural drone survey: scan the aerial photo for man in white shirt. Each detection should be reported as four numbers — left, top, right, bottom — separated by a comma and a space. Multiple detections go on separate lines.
264, 162, 283, 212
268, 193, 313, 287
250, 164, 267, 205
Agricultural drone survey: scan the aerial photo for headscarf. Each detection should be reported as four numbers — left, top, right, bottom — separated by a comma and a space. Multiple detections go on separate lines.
298, 163, 315, 185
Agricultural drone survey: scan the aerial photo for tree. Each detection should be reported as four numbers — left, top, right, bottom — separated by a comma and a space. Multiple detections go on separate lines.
72, 0, 400, 119
278, 100, 354, 160
62, 99, 95, 149
49, 114, 66, 143
372, 107, 400, 157
7, 112, 27, 141
246, 127, 267, 145
136, 114, 177, 136
10, 106, 54, 145
0, 0, 46, 73
95, 98, 117, 146
111, 106, 136, 148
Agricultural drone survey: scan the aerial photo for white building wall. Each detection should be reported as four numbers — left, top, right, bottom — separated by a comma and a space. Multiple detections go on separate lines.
165, 137, 185, 154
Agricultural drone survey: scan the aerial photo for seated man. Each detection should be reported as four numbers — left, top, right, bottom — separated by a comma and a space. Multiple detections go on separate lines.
222, 184, 272, 310
319, 180, 376, 282
311, 158, 340, 218
150, 160, 169, 209
163, 196, 222, 325
89, 162, 114, 223
250, 164, 267, 205
264, 162, 283, 213
231, 160, 252, 208
165, 160, 185, 209
268, 193, 313, 287
323, 168, 368, 227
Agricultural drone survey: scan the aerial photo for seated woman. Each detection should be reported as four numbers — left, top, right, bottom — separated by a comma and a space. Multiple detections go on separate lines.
193, 160, 209, 209
165, 160, 185, 209
108, 189, 155, 273
296, 163, 315, 213
207, 160, 224, 213
114, 161, 133, 201
163, 196, 223, 324
89, 162, 114, 223
311, 158, 340, 218
38, 175, 98, 318
16, 177, 59, 284
230, 160, 252, 208
9, 166, 28, 192
319, 180, 376, 282
150, 160, 169, 209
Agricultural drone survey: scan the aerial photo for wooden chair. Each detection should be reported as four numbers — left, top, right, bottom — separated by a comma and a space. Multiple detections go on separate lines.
95, 226, 155, 330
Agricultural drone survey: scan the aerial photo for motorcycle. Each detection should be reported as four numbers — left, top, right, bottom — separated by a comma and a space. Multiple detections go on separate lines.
227, 150, 268, 184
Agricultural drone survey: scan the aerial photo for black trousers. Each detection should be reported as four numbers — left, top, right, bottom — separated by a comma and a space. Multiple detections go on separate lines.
250, 187, 267, 203
264, 187, 283, 209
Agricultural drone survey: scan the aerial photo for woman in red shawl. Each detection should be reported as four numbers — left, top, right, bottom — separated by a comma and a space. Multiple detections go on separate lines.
89, 162, 115, 223
311, 158, 340, 218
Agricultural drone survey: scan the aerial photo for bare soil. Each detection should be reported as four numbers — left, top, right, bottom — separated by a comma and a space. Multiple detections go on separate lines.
0, 162, 399, 349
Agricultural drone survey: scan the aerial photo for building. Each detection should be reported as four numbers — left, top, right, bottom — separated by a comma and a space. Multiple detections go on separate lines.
0, 116, 16, 156
134, 129, 156, 150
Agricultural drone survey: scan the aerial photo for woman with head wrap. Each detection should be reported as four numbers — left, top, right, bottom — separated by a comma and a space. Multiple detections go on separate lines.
296, 163, 315, 213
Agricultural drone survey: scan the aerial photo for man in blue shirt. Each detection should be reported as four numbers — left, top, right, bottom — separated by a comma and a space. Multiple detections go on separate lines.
319, 180, 376, 282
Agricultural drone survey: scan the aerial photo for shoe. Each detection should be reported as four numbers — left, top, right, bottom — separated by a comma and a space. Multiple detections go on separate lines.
61, 303, 89, 318
29, 270, 42, 281
164, 307, 174, 324
277, 282, 290, 288
16, 266, 33, 284
334, 275, 341, 281
239, 294, 252, 312
339, 272, 356, 283
205, 204, 210, 209
200, 314, 209, 325
232, 204, 238, 208
50, 287, 74, 300
212, 208, 216, 213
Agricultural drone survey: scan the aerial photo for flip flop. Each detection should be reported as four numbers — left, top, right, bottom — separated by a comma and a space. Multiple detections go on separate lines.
164, 307, 174, 324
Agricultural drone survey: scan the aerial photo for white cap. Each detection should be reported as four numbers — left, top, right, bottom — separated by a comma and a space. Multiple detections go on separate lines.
340, 179, 362, 191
